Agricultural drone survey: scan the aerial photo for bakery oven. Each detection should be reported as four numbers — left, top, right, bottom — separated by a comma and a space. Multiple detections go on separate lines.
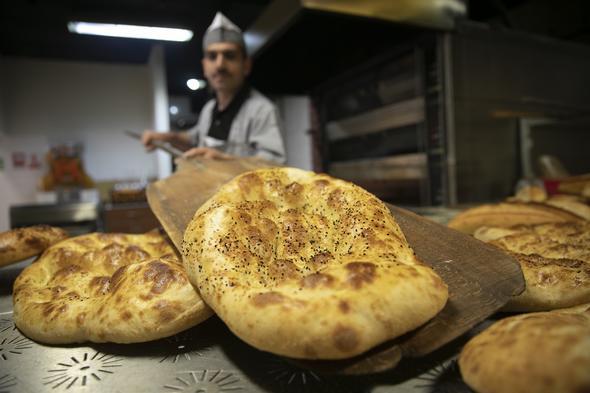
314, 38, 444, 207
310, 21, 590, 206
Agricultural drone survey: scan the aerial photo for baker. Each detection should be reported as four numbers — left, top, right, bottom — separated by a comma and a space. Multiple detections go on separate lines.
142, 12, 286, 164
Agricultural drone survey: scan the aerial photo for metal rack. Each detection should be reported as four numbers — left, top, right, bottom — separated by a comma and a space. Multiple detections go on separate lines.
314, 34, 449, 207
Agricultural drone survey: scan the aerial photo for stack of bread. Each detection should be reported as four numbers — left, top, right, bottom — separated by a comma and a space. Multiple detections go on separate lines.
449, 185, 590, 393
448, 185, 590, 311
9, 169, 588, 390
5, 167, 449, 363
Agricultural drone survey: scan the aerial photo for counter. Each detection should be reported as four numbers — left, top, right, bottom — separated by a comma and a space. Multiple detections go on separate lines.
9, 202, 100, 235
0, 209, 487, 393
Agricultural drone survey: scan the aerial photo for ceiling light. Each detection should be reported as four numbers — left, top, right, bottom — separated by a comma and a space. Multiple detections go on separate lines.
187, 79, 207, 91
67, 21, 193, 42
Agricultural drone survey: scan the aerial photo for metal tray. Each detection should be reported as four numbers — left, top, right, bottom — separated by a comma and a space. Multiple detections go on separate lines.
0, 260, 482, 393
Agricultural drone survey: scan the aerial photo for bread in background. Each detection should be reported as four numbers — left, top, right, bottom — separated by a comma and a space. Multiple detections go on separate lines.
459, 303, 590, 393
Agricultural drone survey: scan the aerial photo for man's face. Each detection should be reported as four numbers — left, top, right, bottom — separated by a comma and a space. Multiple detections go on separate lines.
202, 42, 251, 95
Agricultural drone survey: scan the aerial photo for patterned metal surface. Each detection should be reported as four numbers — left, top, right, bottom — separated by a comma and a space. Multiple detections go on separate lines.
0, 335, 34, 362
162, 370, 246, 392
43, 352, 124, 389
0, 309, 480, 393
0, 260, 482, 393
156, 330, 215, 364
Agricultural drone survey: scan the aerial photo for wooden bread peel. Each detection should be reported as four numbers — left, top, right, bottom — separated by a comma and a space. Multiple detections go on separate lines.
146, 158, 525, 374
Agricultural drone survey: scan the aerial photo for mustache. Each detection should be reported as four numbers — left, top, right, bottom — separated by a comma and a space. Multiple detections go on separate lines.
212, 68, 230, 77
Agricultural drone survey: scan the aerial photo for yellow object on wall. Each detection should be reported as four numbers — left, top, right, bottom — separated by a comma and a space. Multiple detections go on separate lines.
41, 144, 94, 191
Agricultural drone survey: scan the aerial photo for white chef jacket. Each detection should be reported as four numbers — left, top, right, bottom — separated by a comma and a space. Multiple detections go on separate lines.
189, 89, 286, 164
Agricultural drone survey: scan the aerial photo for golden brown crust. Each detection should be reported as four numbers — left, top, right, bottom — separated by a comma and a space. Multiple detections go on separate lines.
503, 253, 590, 311
508, 185, 548, 203
459, 304, 590, 393
545, 195, 590, 221
489, 222, 590, 261
182, 167, 448, 360
13, 231, 212, 344
475, 222, 590, 311
448, 202, 584, 234
0, 225, 68, 267
558, 176, 590, 197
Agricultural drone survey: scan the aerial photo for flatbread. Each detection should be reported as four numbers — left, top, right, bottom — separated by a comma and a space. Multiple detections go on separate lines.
475, 222, 590, 311
558, 176, 590, 197
507, 185, 547, 203
545, 195, 590, 221
182, 167, 448, 360
13, 231, 212, 344
0, 225, 68, 267
448, 202, 583, 234
459, 303, 590, 393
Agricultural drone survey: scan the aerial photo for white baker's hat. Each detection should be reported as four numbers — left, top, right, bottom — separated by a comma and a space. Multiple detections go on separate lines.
202, 12, 246, 51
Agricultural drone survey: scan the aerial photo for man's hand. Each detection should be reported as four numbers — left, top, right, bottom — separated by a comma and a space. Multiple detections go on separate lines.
182, 147, 234, 160
141, 130, 170, 151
